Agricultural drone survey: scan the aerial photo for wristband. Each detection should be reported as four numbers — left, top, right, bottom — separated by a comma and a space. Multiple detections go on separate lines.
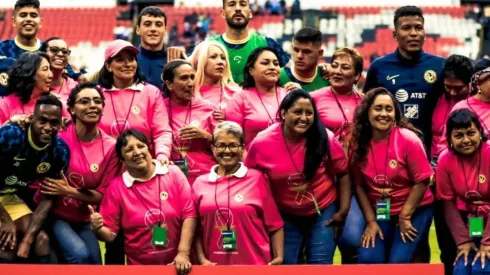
398, 215, 411, 221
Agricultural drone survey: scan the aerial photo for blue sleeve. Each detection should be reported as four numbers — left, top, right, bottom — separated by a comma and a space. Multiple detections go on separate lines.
363, 62, 379, 93
52, 141, 70, 178
266, 37, 290, 67
65, 64, 86, 81
0, 124, 22, 153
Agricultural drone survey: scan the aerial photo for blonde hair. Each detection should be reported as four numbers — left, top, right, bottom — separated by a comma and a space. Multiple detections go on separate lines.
189, 41, 239, 99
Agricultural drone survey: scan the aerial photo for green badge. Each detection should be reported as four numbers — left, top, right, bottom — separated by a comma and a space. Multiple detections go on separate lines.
222, 230, 236, 250
376, 199, 391, 221
469, 217, 484, 238
174, 159, 188, 176
152, 226, 168, 247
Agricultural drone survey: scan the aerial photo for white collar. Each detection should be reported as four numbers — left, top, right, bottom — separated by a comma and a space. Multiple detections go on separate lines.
123, 160, 168, 187
208, 162, 248, 182
107, 83, 145, 92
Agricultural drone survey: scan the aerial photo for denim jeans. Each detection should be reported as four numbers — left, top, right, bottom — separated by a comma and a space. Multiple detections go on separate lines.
52, 219, 102, 264
454, 238, 490, 275
358, 205, 434, 263
282, 202, 337, 264
338, 197, 365, 264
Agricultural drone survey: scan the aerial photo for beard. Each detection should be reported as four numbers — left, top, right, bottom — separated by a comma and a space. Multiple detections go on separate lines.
225, 15, 249, 30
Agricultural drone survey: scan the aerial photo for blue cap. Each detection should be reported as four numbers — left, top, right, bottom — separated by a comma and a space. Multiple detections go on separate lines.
474, 58, 490, 74
0, 56, 15, 97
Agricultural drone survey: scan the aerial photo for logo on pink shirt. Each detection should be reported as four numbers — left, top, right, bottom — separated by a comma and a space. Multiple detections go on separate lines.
214, 208, 235, 249
144, 209, 170, 250
110, 119, 130, 136
288, 173, 315, 205
64, 173, 85, 207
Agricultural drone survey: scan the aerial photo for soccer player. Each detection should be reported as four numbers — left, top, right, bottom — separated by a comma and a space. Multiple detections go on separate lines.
279, 28, 330, 92
0, 94, 70, 263
210, 0, 290, 84
136, 6, 189, 91
363, 6, 445, 132
0, 56, 15, 97
0, 0, 85, 81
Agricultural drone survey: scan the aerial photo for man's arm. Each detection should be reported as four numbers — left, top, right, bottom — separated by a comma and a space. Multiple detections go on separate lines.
266, 37, 291, 67
18, 197, 52, 249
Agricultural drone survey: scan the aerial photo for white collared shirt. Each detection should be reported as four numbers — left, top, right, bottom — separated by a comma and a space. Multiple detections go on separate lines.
123, 160, 169, 188
107, 82, 145, 92
208, 162, 248, 182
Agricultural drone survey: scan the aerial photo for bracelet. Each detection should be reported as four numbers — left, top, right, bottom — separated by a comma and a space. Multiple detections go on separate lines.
398, 215, 411, 221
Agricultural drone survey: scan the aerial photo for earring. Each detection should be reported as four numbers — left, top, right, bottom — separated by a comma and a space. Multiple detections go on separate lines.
450, 143, 454, 148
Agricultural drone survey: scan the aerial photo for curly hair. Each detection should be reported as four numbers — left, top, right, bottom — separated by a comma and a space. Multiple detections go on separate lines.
7, 51, 50, 104
66, 82, 105, 123
349, 87, 421, 164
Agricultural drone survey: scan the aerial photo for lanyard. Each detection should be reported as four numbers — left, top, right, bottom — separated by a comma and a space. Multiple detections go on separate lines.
214, 176, 231, 230
466, 97, 490, 134
109, 90, 136, 135
460, 146, 483, 195
370, 130, 392, 188
168, 99, 192, 158
331, 89, 360, 123
255, 88, 280, 123
75, 129, 105, 183
131, 174, 163, 226
218, 86, 224, 110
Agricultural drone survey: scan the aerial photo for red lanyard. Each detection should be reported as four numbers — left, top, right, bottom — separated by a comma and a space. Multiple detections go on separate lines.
370, 130, 392, 188
255, 88, 280, 123
331, 89, 360, 123
214, 176, 231, 230
131, 173, 164, 226
460, 146, 483, 195
75, 129, 105, 184
109, 90, 136, 135
168, 99, 192, 158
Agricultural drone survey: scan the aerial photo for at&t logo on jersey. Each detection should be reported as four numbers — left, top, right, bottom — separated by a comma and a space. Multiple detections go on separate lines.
395, 89, 409, 103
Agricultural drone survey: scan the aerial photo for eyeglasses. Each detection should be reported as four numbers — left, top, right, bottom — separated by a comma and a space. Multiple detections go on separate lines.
213, 143, 242, 151
48, 46, 71, 56
75, 97, 103, 106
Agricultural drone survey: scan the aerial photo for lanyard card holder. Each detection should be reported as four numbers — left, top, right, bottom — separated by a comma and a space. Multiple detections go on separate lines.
469, 216, 484, 238
152, 225, 168, 247
174, 158, 188, 176
222, 230, 236, 250
376, 198, 391, 221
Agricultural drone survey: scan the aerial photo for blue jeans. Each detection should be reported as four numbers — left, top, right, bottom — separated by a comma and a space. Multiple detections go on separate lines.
453, 240, 490, 275
52, 219, 102, 264
282, 202, 337, 264
338, 197, 365, 264
358, 205, 433, 263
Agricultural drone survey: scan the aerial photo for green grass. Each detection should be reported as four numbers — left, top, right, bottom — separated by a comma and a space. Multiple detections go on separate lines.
333, 221, 441, 264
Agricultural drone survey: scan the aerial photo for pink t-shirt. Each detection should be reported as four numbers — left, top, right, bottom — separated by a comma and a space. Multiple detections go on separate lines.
0, 93, 70, 124
51, 124, 121, 223
310, 87, 361, 141
100, 162, 197, 265
245, 123, 348, 216
192, 163, 283, 265
430, 96, 459, 159
198, 85, 237, 111
437, 141, 490, 214
452, 96, 490, 134
99, 83, 172, 160
164, 98, 217, 185
353, 127, 434, 214
51, 77, 79, 104
225, 87, 287, 148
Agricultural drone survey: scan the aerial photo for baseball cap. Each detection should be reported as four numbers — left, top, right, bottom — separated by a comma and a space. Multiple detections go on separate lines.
104, 40, 139, 63
0, 56, 15, 97
474, 58, 490, 73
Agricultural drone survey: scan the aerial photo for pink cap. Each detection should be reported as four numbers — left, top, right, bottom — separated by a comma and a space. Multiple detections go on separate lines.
104, 40, 139, 62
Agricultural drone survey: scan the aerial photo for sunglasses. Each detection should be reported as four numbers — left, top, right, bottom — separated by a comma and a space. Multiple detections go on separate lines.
48, 46, 71, 56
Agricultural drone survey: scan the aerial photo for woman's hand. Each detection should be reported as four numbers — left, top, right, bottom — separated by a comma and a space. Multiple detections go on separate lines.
318, 63, 331, 81
200, 258, 217, 266
41, 171, 73, 196
213, 110, 226, 122
362, 221, 384, 248
179, 126, 211, 141
88, 205, 103, 232
454, 242, 478, 266
283, 82, 302, 92
169, 252, 192, 274
6, 114, 31, 128
473, 244, 490, 268
398, 217, 418, 243
325, 211, 347, 241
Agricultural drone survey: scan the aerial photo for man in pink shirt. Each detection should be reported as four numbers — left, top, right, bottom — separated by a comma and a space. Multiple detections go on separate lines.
97, 39, 172, 162
193, 121, 284, 265
90, 130, 196, 271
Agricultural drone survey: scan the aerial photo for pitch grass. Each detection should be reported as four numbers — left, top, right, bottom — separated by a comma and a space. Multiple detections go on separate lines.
99, 222, 441, 265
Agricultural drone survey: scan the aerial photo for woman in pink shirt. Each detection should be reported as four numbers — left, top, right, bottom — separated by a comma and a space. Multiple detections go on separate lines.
189, 41, 239, 121
350, 87, 434, 263
37, 82, 120, 264
193, 121, 284, 265
226, 47, 301, 148
89, 129, 196, 272
310, 47, 363, 150
97, 39, 172, 163
39, 37, 79, 103
161, 60, 217, 185
245, 90, 352, 264
437, 109, 490, 275
0, 52, 69, 124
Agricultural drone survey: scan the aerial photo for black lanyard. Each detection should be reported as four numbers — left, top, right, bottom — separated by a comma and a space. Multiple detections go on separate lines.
214, 176, 231, 231
131, 171, 163, 226
460, 146, 483, 195
370, 130, 392, 187
168, 99, 192, 158
109, 90, 136, 135
255, 88, 280, 123
75, 129, 105, 184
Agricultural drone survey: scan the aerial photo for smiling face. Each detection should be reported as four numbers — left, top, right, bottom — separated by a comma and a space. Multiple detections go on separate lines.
136, 15, 166, 49
450, 122, 482, 155
120, 136, 153, 171
212, 132, 244, 170
329, 54, 360, 90
70, 88, 104, 125
368, 94, 396, 133
46, 39, 70, 71
281, 97, 315, 136
204, 45, 227, 81
106, 50, 137, 82
249, 50, 280, 86
34, 57, 53, 93
31, 104, 62, 145
12, 6, 42, 39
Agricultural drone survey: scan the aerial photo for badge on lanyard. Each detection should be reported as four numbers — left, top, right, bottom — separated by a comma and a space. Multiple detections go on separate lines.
174, 159, 188, 176
376, 198, 391, 221
222, 230, 237, 250
152, 225, 168, 247
469, 216, 484, 238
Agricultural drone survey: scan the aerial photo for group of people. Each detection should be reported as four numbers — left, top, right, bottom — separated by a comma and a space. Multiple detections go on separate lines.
0, 1, 489, 275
